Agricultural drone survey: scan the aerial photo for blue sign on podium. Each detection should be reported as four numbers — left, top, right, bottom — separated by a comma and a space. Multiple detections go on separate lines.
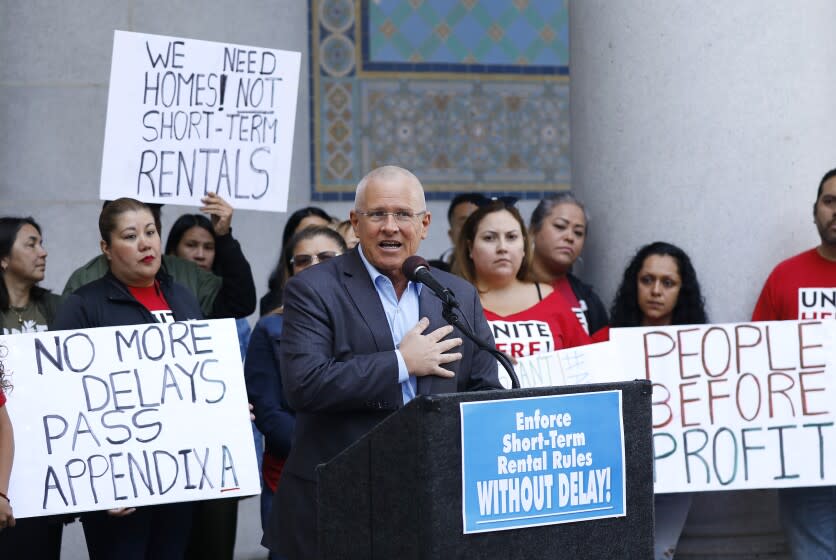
460, 391, 626, 534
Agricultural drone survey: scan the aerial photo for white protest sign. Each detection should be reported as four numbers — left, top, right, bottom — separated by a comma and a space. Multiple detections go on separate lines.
100, 30, 301, 212
609, 320, 836, 493
498, 342, 621, 389
1, 319, 259, 518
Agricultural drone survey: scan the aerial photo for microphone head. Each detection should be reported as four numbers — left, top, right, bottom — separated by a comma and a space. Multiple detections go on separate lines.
402, 255, 430, 281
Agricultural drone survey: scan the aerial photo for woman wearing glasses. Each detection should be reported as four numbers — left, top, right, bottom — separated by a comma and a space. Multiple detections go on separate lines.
453, 200, 590, 386
529, 193, 608, 335
244, 225, 347, 558
260, 207, 334, 316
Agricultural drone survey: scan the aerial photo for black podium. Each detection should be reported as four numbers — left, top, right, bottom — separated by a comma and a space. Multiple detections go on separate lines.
317, 381, 653, 559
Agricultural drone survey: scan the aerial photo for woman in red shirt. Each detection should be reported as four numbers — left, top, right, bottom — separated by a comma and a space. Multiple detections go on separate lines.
453, 200, 590, 386
54, 198, 205, 560
529, 193, 608, 335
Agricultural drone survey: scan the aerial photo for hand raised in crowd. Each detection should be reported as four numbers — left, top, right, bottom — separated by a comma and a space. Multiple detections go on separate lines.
399, 317, 462, 378
200, 192, 234, 236
0, 495, 14, 530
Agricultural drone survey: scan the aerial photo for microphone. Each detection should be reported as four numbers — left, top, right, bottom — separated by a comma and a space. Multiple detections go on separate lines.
403, 255, 520, 388
402, 256, 459, 308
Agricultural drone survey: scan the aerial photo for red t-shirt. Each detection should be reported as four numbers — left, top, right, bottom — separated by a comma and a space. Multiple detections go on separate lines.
590, 325, 610, 343
0, 389, 5, 407
752, 248, 836, 321
483, 290, 591, 358
262, 453, 286, 493
553, 276, 590, 334
128, 282, 175, 323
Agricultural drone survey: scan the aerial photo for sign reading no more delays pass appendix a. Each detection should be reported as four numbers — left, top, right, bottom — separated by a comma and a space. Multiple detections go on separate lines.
1, 319, 260, 518
460, 391, 626, 534
100, 30, 301, 212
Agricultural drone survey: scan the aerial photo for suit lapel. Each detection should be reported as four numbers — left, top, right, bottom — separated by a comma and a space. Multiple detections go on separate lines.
417, 285, 457, 396
340, 249, 395, 352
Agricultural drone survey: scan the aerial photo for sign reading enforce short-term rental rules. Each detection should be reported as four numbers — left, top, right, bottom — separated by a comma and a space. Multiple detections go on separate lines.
460, 391, 626, 534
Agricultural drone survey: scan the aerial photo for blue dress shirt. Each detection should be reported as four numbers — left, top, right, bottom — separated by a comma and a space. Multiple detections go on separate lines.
358, 247, 421, 404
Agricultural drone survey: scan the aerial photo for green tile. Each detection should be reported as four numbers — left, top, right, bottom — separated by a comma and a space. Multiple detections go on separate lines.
418, 34, 443, 60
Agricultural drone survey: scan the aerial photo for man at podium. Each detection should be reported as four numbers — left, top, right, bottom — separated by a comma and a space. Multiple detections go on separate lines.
264, 166, 502, 559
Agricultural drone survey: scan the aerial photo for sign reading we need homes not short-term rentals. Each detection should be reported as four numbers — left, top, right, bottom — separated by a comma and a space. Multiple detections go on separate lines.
101, 30, 301, 212
1, 319, 259, 518
460, 392, 626, 534
610, 320, 836, 493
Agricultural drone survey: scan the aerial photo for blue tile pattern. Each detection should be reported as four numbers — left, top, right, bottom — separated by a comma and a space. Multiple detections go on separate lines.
310, 0, 570, 200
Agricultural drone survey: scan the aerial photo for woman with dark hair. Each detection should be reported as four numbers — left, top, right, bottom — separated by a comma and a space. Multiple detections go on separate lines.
0, 218, 63, 558
259, 207, 333, 316
164, 197, 255, 358
594, 241, 708, 559
0, 217, 61, 334
453, 200, 590, 386
53, 198, 205, 560
604, 241, 707, 331
163, 197, 256, 560
0, 348, 14, 533
245, 225, 347, 558
64, 196, 256, 322
529, 192, 608, 335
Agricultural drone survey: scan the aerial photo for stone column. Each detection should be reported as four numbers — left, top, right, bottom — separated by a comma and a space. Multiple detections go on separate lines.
570, 1, 836, 556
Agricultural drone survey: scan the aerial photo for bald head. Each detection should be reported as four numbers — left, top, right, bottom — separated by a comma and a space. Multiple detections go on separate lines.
349, 165, 431, 290
354, 165, 425, 209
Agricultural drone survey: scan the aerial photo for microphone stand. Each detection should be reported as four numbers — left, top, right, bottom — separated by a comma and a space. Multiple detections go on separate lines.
441, 301, 520, 389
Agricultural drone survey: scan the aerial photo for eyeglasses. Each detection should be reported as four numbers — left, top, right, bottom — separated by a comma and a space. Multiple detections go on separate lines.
354, 210, 427, 223
290, 251, 340, 267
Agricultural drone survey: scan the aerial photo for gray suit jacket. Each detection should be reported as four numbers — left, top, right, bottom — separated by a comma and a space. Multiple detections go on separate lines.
279, 247, 502, 481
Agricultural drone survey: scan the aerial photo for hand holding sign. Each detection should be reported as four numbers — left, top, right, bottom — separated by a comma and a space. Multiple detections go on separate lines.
107, 507, 136, 517
0, 500, 13, 530
201, 192, 233, 236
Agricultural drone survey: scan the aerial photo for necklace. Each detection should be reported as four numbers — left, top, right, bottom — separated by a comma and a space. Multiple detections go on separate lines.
9, 303, 29, 325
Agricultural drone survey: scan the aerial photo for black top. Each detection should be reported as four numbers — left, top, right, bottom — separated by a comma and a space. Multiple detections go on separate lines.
567, 272, 609, 335
209, 231, 256, 319
53, 271, 203, 330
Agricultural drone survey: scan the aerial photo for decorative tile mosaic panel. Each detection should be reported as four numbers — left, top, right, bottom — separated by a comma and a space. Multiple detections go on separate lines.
366, 0, 568, 70
310, 0, 570, 201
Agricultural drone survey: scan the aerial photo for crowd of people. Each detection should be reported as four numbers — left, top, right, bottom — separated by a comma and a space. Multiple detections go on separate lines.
0, 163, 833, 559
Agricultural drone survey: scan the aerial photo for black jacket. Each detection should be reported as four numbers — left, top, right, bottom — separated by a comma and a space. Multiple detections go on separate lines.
62, 232, 255, 320
567, 272, 608, 335
53, 271, 203, 330
208, 231, 256, 319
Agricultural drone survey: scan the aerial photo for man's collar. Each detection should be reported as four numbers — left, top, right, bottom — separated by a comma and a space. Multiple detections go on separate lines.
357, 245, 422, 293
357, 245, 384, 283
